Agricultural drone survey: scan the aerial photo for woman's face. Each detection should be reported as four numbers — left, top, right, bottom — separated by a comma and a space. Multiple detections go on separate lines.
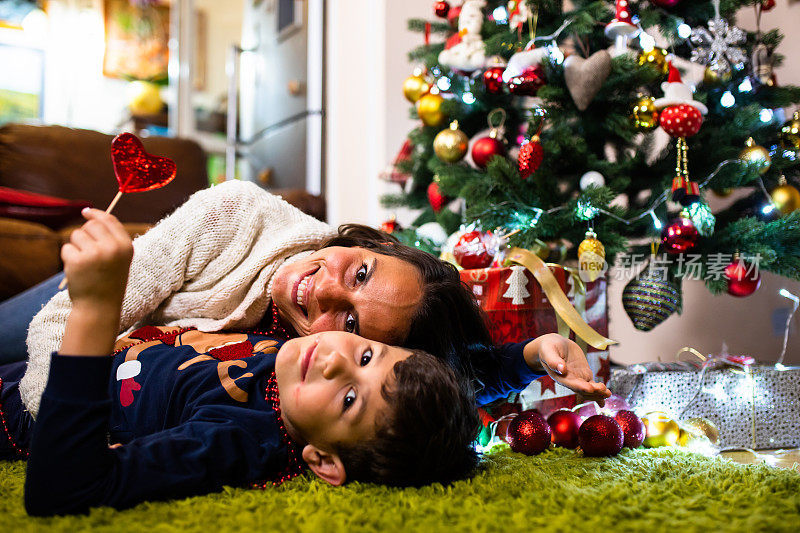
271, 246, 423, 345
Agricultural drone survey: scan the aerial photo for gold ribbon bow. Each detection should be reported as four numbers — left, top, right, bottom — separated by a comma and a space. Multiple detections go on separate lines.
507, 247, 617, 350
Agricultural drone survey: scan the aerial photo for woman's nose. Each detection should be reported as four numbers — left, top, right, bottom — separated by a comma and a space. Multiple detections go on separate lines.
322, 350, 348, 380
315, 275, 347, 310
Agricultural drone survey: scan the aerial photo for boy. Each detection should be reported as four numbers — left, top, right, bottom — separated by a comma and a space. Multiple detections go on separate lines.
0, 209, 480, 515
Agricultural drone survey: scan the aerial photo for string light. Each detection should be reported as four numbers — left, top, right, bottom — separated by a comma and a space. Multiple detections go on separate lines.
720, 91, 735, 108
650, 211, 663, 230
677, 23, 692, 39
436, 76, 451, 91
639, 32, 656, 52
576, 200, 599, 220
738, 78, 753, 93
462, 92, 476, 104
777, 289, 799, 367
760, 109, 774, 122
492, 6, 508, 23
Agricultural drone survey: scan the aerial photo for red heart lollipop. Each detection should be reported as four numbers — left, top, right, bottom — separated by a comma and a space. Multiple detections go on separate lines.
111, 132, 177, 193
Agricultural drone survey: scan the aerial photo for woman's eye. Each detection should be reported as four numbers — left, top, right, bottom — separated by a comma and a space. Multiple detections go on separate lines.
360, 349, 373, 367
344, 314, 357, 333
355, 264, 368, 283
343, 389, 356, 411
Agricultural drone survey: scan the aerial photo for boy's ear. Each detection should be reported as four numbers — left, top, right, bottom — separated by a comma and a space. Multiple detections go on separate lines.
302, 445, 347, 486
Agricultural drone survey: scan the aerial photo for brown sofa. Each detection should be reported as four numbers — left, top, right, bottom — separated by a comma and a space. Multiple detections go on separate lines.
0, 123, 326, 301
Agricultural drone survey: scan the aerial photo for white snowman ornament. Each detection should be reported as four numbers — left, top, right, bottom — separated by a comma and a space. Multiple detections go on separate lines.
438, 0, 488, 72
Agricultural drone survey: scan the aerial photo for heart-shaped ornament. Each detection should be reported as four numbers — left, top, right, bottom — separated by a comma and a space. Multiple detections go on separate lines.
111, 133, 177, 193
563, 50, 612, 111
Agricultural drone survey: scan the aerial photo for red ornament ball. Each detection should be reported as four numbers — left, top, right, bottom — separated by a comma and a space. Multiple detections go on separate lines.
447, 5, 461, 27
614, 410, 646, 448
379, 219, 401, 234
506, 410, 552, 455
518, 137, 543, 178
434, 0, 450, 18
578, 414, 624, 457
508, 65, 546, 96
761, 0, 776, 11
661, 216, 699, 254
453, 230, 495, 269
471, 136, 506, 169
427, 181, 447, 213
724, 259, 762, 297
547, 410, 582, 449
650, 0, 682, 7
483, 66, 506, 94
659, 104, 704, 138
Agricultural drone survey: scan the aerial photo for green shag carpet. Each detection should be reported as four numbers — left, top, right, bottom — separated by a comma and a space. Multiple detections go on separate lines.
2, 447, 799, 532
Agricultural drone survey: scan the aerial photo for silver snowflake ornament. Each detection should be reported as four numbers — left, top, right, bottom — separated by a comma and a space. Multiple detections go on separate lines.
690, 16, 747, 76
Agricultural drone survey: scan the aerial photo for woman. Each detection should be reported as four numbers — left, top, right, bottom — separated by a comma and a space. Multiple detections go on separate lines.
5, 181, 609, 415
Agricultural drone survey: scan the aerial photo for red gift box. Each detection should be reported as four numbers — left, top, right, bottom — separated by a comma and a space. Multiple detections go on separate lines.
461, 265, 610, 418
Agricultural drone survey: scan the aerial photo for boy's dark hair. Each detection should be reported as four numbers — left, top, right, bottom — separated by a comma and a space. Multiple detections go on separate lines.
334, 350, 480, 487
319, 224, 494, 379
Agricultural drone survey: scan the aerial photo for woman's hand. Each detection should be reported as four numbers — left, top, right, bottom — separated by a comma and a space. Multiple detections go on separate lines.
525, 333, 611, 406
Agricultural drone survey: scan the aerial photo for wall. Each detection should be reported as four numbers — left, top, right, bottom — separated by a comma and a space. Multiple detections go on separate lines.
326, 0, 800, 365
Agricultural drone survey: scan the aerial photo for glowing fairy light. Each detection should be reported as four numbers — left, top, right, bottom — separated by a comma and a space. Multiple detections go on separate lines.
762, 204, 776, 215
650, 211, 663, 230
437, 76, 451, 91
738, 78, 753, 93
677, 23, 692, 39
760, 108, 774, 122
639, 32, 655, 52
462, 92, 476, 104
492, 6, 508, 23
720, 91, 735, 108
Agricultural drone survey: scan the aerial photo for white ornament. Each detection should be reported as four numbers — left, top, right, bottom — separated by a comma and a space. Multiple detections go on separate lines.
689, 0, 746, 76
438, 0, 488, 72
502, 47, 548, 82
502, 265, 530, 305
580, 171, 606, 190
416, 222, 449, 247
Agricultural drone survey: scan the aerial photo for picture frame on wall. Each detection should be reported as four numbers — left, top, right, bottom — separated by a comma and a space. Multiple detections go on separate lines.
277, 0, 303, 41
102, 0, 170, 81
0, 44, 44, 126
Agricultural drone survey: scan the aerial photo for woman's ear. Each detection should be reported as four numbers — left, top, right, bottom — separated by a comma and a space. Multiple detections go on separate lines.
302, 444, 347, 486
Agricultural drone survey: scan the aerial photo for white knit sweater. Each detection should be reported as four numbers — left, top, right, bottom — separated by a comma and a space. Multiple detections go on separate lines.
21, 180, 337, 416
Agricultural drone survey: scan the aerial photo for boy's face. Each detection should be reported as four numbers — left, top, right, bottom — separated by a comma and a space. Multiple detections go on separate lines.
275, 331, 411, 454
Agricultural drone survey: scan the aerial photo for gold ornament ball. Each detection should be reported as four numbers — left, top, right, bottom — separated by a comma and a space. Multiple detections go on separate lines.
779, 111, 800, 151
642, 412, 681, 448
578, 231, 606, 282
680, 417, 720, 446
638, 48, 670, 76
403, 74, 431, 103
739, 137, 771, 175
631, 96, 659, 132
703, 67, 732, 86
417, 92, 447, 128
771, 181, 800, 215
433, 121, 469, 163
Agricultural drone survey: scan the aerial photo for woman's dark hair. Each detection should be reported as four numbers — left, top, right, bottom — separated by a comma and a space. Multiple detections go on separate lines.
319, 224, 494, 378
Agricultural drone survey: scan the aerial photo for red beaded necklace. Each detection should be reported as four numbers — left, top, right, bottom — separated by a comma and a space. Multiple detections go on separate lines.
251, 372, 305, 488
247, 303, 295, 340
0, 378, 29, 458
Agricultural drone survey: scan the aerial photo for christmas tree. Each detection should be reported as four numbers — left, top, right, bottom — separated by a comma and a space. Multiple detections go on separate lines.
382, 0, 800, 328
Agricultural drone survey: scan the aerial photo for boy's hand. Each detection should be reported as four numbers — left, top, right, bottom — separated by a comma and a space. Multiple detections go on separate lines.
62, 208, 133, 310
526, 334, 611, 406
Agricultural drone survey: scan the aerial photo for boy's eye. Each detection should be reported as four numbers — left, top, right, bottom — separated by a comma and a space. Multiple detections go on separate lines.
360, 349, 373, 367
343, 389, 357, 411
344, 313, 357, 333
355, 263, 368, 283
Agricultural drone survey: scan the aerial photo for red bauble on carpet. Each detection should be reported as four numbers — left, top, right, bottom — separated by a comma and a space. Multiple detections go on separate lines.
506, 410, 551, 455
724, 259, 762, 297
614, 410, 646, 448
547, 410, 582, 449
471, 136, 506, 168
659, 104, 703, 138
578, 414, 624, 457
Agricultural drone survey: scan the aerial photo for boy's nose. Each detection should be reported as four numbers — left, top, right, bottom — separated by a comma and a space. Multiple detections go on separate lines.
321, 350, 348, 380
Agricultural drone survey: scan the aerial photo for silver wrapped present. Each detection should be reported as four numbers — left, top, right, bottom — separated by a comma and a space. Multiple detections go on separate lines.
608, 364, 800, 450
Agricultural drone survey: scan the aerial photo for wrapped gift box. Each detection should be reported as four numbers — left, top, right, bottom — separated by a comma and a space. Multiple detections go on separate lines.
608, 364, 800, 449
460, 265, 610, 414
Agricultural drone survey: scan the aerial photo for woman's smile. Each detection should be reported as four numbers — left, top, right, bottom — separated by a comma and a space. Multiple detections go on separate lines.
293, 267, 319, 316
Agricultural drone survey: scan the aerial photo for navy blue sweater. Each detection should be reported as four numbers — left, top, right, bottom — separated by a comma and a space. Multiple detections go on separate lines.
13, 329, 539, 515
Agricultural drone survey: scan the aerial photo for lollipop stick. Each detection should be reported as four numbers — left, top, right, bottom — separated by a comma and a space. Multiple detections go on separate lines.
57, 191, 125, 290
